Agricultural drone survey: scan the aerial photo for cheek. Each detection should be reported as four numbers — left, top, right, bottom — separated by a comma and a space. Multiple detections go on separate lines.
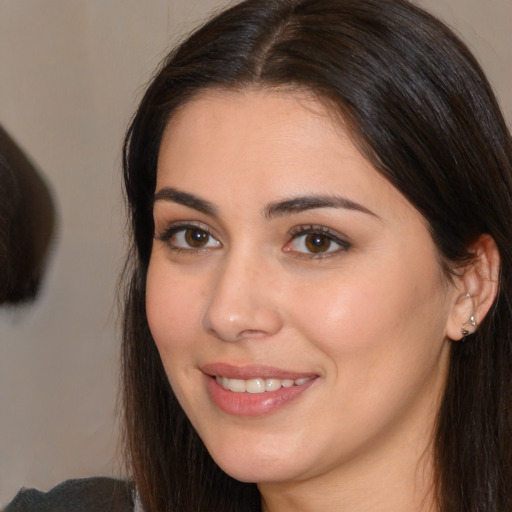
288, 253, 448, 379
288, 277, 381, 373
145, 258, 210, 415
145, 257, 202, 359
284, 262, 450, 452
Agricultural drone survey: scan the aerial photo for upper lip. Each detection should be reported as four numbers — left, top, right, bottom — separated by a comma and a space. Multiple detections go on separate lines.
201, 362, 317, 380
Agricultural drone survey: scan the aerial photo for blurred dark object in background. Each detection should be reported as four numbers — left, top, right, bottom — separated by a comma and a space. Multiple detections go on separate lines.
0, 125, 55, 305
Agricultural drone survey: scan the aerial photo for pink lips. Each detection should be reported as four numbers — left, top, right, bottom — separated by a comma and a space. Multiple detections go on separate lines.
201, 363, 318, 417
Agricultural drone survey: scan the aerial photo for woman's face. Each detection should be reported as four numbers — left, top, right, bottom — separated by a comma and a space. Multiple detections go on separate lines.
146, 89, 458, 487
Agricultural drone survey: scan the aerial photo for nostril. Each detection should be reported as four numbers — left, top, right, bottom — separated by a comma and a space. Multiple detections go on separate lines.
237, 329, 272, 340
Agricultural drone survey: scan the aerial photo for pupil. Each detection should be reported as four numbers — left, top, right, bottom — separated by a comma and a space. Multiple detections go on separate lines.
306, 234, 330, 253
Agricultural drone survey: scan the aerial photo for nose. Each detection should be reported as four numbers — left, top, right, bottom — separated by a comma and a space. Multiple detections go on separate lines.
202, 251, 284, 343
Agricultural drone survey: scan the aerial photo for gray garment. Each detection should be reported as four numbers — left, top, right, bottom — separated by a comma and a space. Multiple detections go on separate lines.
3, 477, 134, 512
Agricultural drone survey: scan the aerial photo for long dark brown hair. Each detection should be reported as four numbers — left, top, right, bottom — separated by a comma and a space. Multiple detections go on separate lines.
121, 1, 512, 510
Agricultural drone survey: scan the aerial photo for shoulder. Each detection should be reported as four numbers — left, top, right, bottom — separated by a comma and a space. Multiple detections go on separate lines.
3, 477, 134, 512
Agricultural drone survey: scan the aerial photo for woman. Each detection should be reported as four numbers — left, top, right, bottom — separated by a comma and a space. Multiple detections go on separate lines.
121, 0, 512, 511
5, 0, 510, 511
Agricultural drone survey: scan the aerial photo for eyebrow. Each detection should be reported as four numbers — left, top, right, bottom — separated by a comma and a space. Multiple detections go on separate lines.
153, 187, 218, 216
153, 187, 377, 220
264, 195, 378, 219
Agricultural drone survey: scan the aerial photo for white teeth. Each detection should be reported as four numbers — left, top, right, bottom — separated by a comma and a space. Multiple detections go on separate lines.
228, 379, 246, 393
215, 375, 311, 394
245, 378, 265, 394
265, 378, 281, 392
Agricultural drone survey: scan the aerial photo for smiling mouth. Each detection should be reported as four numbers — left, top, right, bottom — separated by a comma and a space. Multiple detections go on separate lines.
215, 376, 313, 394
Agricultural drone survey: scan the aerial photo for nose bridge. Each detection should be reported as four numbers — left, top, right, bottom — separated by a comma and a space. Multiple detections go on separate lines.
202, 245, 283, 342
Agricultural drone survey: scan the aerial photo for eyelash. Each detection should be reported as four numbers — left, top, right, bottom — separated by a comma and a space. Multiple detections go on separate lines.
155, 222, 351, 258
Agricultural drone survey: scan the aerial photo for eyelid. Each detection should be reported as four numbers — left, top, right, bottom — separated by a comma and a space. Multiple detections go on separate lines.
156, 220, 210, 240
288, 224, 350, 244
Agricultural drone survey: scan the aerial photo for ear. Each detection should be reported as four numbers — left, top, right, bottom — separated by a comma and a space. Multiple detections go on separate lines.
445, 234, 500, 341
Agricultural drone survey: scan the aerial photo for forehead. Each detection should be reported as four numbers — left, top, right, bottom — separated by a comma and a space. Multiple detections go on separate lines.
159, 87, 341, 171
155, 88, 413, 220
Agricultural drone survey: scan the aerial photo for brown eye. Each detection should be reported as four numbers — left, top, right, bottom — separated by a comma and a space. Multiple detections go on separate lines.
305, 233, 332, 253
285, 227, 350, 257
184, 228, 210, 247
164, 226, 221, 250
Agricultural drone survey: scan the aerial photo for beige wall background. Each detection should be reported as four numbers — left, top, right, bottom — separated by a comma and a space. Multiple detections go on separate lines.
0, 0, 510, 506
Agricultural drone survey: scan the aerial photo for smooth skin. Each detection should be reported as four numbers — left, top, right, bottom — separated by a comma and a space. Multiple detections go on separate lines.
146, 88, 499, 512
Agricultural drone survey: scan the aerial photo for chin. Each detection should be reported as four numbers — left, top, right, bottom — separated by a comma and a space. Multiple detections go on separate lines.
217, 460, 296, 484
205, 442, 309, 484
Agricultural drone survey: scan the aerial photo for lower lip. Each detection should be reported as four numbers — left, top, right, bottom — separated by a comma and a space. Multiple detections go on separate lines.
206, 375, 317, 417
